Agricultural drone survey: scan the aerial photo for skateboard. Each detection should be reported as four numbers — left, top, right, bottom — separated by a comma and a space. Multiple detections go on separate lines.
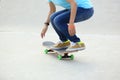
42, 41, 83, 60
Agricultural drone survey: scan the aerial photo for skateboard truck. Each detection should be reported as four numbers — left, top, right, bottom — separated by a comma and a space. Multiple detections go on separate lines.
55, 53, 74, 60
44, 49, 74, 60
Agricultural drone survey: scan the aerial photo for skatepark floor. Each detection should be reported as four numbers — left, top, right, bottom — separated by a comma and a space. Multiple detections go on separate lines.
0, 0, 120, 80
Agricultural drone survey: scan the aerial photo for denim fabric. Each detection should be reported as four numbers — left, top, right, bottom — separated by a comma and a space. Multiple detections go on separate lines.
50, 7, 94, 42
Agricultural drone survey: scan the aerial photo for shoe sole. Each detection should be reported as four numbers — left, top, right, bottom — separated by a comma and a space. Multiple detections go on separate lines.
51, 46, 69, 50
66, 47, 85, 52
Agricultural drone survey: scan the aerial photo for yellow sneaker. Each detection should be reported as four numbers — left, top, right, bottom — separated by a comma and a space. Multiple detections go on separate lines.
66, 41, 85, 51
53, 40, 70, 49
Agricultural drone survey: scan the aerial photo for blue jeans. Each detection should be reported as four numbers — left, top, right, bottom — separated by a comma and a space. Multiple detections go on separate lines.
50, 7, 94, 42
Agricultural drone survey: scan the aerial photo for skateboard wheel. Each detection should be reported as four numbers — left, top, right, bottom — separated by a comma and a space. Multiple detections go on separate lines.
44, 49, 49, 54
57, 55, 62, 60
70, 54, 74, 60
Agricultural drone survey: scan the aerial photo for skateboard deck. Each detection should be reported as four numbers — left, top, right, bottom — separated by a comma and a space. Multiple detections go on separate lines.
42, 41, 82, 60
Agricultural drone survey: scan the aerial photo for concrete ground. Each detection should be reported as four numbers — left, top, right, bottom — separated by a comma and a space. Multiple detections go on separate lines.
0, 0, 120, 80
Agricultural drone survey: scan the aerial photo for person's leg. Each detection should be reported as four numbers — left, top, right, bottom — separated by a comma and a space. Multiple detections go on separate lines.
53, 7, 94, 43
53, 7, 94, 51
74, 7, 94, 23
50, 9, 71, 49
50, 9, 68, 42
53, 9, 80, 42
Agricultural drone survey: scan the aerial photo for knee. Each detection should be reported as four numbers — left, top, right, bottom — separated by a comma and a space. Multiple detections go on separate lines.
54, 17, 63, 26
54, 17, 68, 31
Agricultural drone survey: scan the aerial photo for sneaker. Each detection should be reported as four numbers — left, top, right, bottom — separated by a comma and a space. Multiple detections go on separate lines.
66, 41, 85, 51
53, 40, 70, 49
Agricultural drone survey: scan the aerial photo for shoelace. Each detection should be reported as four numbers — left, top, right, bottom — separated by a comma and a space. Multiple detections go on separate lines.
70, 42, 76, 46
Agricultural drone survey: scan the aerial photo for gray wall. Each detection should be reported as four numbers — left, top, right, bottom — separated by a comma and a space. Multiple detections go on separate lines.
0, 0, 120, 35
